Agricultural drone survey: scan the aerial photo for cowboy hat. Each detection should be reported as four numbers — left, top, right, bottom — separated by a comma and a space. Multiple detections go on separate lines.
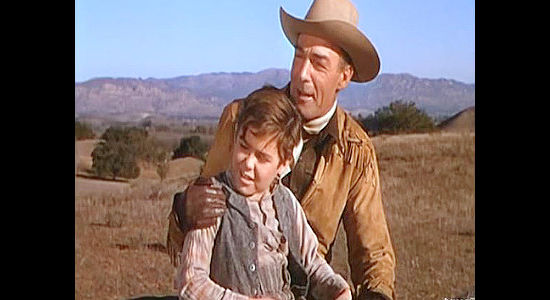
280, 0, 380, 82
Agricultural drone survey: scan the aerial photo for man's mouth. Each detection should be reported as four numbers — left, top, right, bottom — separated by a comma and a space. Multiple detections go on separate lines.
297, 89, 314, 102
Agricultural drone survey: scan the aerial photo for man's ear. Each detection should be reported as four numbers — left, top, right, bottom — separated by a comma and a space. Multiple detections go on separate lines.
337, 63, 354, 91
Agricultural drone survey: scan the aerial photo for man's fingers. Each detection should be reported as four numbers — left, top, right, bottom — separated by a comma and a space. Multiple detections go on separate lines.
204, 195, 227, 206
194, 176, 213, 185
195, 217, 218, 228
205, 187, 223, 194
201, 206, 226, 218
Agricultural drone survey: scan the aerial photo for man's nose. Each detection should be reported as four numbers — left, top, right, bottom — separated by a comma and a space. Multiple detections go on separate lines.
297, 58, 311, 82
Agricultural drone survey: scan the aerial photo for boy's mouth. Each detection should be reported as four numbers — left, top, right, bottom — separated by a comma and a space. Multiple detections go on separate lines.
239, 170, 254, 184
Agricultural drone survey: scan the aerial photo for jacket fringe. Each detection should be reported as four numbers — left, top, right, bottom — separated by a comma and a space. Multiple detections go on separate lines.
166, 211, 185, 267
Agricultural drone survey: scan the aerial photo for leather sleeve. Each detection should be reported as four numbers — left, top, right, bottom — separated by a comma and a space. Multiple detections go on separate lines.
342, 140, 396, 300
201, 100, 240, 177
167, 191, 190, 267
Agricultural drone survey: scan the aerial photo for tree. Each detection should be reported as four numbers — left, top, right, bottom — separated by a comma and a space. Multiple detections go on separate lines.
172, 135, 208, 160
75, 121, 96, 140
91, 126, 148, 180
361, 100, 435, 136
91, 126, 174, 181
92, 139, 140, 180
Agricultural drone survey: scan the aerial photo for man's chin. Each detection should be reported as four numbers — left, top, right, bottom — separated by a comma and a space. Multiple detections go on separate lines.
296, 103, 320, 121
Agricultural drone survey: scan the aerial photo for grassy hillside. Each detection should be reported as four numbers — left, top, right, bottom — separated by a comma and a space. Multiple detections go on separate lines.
75, 132, 474, 300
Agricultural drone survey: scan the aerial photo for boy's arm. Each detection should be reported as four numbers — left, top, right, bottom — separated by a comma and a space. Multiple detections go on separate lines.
175, 218, 250, 300
287, 190, 351, 300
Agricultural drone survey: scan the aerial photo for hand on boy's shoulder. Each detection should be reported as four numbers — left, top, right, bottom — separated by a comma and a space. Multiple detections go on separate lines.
184, 176, 227, 229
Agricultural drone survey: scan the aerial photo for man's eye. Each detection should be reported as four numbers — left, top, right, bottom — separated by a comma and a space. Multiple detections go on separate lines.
312, 58, 328, 70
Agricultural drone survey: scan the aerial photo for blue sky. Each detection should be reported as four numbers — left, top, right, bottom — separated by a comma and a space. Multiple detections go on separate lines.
75, 0, 475, 84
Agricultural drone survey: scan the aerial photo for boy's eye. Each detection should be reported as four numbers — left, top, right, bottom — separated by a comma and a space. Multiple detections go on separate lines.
256, 153, 271, 163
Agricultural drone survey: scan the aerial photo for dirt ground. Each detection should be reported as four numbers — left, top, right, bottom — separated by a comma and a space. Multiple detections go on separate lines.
75, 132, 474, 300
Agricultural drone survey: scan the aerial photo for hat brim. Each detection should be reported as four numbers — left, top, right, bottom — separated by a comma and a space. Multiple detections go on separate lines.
280, 7, 380, 83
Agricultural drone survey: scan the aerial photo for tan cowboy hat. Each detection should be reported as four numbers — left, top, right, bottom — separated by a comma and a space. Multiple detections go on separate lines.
280, 0, 380, 82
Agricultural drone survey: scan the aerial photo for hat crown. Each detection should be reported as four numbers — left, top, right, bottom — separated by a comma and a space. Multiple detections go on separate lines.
305, 0, 358, 26
279, 0, 379, 82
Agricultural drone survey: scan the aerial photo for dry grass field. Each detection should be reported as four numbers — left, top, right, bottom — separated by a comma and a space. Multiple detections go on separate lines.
373, 132, 474, 299
75, 131, 474, 300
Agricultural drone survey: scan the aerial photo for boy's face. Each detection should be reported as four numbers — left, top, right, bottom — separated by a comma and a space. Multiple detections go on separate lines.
230, 126, 288, 198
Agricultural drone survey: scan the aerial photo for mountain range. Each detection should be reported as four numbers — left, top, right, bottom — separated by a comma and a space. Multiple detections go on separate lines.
75, 68, 475, 120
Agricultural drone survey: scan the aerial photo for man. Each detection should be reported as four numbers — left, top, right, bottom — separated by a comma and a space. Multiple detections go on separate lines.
167, 0, 396, 299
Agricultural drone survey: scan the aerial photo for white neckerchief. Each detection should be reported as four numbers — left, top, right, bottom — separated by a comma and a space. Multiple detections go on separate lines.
303, 100, 338, 135
280, 100, 337, 178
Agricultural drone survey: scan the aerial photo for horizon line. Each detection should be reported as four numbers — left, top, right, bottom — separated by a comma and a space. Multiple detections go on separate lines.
75, 68, 475, 85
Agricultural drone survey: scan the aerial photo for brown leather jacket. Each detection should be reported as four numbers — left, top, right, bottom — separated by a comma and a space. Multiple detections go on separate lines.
167, 95, 396, 299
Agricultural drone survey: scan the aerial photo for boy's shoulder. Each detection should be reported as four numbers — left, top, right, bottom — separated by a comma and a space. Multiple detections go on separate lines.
275, 184, 301, 212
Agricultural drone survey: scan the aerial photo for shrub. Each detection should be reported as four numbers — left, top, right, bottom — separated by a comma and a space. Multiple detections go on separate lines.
75, 121, 96, 140
361, 100, 435, 136
92, 139, 141, 180
91, 126, 170, 180
172, 135, 208, 160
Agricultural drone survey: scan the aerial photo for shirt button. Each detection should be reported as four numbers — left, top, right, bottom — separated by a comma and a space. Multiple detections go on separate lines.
280, 235, 286, 244
248, 222, 256, 229
249, 241, 255, 249
249, 263, 256, 272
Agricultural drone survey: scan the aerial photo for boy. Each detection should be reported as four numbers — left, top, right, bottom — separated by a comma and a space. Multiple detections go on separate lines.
175, 86, 351, 300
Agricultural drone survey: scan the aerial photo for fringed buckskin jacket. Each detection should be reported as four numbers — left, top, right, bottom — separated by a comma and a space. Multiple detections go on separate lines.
167, 86, 396, 300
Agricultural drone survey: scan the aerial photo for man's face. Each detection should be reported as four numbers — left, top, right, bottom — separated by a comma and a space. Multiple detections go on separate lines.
290, 34, 352, 121
230, 126, 287, 198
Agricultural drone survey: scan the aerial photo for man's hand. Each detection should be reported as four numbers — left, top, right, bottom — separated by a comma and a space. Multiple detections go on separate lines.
178, 177, 227, 229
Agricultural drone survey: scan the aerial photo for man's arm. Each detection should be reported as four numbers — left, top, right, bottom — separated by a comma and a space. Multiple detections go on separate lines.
201, 99, 240, 177
343, 143, 396, 300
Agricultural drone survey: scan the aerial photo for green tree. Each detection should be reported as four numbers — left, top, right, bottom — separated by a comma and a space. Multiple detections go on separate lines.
361, 100, 435, 135
75, 121, 96, 140
92, 139, 140, 180
172, 135, 208, 160
91, 126, 148, 180
91, 126, 174, 180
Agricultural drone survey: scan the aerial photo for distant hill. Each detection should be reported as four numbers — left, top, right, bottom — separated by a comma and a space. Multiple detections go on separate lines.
437, 106, 475, 132
75, 68, 475, 120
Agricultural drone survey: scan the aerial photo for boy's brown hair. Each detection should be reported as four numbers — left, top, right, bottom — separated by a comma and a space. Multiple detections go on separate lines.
235, 85, 303, 167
